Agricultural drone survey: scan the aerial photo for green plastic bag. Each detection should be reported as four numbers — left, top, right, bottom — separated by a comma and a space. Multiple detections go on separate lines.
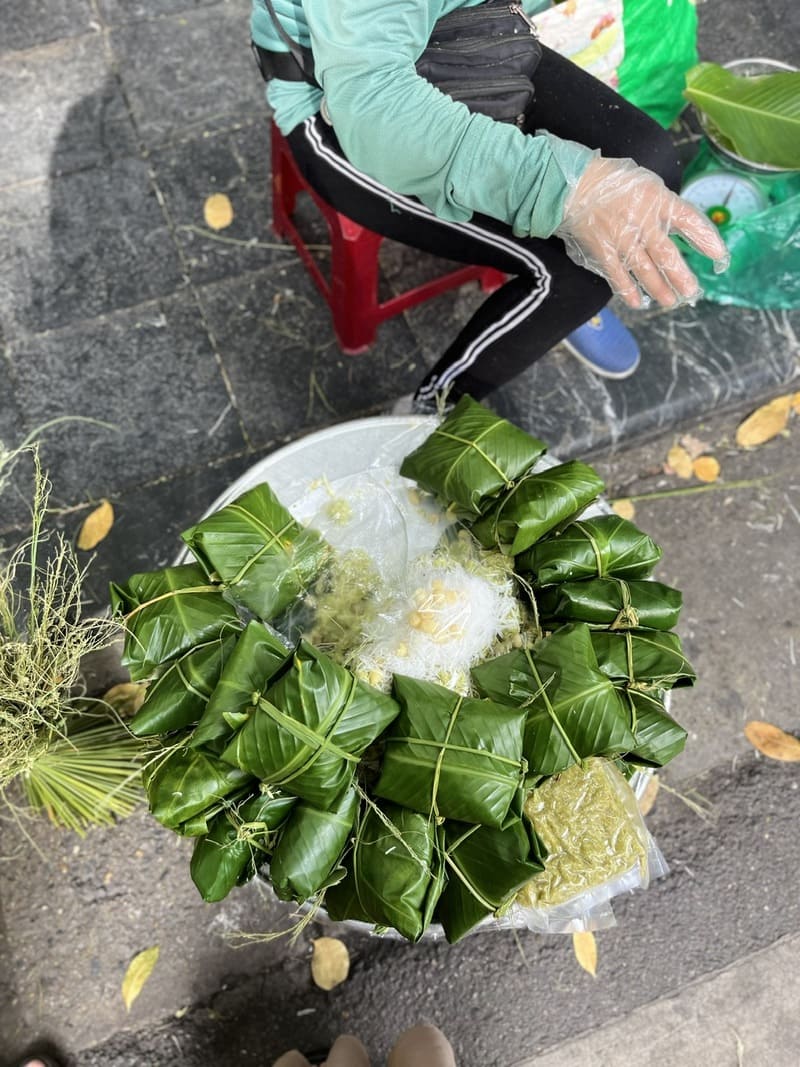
617, 0, 698, 127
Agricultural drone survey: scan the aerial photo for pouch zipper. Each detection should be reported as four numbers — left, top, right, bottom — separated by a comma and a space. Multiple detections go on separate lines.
508, 3, 540, 37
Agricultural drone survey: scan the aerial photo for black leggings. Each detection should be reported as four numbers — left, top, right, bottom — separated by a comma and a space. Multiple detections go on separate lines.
286, 45, 682, 402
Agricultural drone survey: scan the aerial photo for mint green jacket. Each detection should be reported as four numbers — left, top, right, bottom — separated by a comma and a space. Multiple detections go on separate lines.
251, 0, 594, 238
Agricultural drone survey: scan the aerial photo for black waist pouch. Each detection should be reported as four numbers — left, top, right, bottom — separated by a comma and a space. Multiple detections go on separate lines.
415, 1, 543, 127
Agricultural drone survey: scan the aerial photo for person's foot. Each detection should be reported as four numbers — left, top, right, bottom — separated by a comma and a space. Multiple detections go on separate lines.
561, 307, 641, 379
389, 393, 441, 416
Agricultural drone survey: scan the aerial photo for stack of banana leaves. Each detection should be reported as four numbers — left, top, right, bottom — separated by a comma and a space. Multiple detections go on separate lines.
112, 396, 694, 944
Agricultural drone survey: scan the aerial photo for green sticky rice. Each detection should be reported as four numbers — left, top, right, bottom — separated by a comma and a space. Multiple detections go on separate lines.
518, 757, 647, 908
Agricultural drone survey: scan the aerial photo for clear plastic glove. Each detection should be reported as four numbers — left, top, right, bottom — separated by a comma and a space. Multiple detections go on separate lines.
554, 156, 731, 309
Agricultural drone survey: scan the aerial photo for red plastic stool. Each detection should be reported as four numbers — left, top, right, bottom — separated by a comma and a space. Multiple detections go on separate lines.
270, 121, 506, 355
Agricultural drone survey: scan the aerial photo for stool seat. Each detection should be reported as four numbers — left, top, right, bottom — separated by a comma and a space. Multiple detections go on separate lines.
270, 121, 506, 355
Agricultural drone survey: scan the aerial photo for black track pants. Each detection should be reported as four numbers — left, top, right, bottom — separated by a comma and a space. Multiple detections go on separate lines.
285, 45, 682, 403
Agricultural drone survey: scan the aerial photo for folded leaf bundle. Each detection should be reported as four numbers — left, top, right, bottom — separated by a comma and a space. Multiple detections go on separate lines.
374, 674, 527, 828
191, 620, 292, 752
221, 641, 400, 810
470, 461, 604, 556
325, 802, 446, 942
130, 633, 237, 737
471, 624, 635, 776
190, 790, 296, 902
589, 629, 696, 690
516, 515, 662, 586
269, 786, 359, 903
434, 817, 547, 943
110, 563, 241, 681
398, 395, 546, 517
624, 690, 687, 767
181, 483, 329, 621
143, 743, 253, 831
538, 578, 682, 631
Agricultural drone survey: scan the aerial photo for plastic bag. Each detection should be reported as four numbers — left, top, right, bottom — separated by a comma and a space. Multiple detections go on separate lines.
534, 0, 625, 88
617, 0, 698, 127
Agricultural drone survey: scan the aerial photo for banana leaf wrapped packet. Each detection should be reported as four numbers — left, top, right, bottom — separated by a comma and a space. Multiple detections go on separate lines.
623, 690, 687, 767
589, 629, 696, 690
470, 461, 604, 556
220, 641, 400, 810
398, 395, 546, 517
130, 632, 238, 737
110, 563, 241, 681
190, 789, 296, 902
181, 483, 330, 621
191, 620, 292, 752
435, 817, 547, 943
373, 675, 528, 828
143, 741, 254, 832
269, 786, 359, 903
537, 577, 682, 631
325, 802, 446, 942
471, 624, 635, 777
516, 515, 662, 585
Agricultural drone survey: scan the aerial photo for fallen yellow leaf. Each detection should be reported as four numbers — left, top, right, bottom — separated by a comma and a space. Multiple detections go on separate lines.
666, 444, 693, 480
102, 682, 147, 717
572, 930, 597, 977
203, 192, 234, 230
791, 392, 800, 415
735, 395, 793, 448
310, 937, 350, 991
744, 721, 800, 762
638, 774, 660, 817
692, 455, 720, 483
611, 498, 636, 521
679, 433, 713, 460
77, 499, 114, 550
122, 945, 160, 1011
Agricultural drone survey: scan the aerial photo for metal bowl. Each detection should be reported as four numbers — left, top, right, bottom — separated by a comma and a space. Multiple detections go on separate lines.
696, 57, 799, 175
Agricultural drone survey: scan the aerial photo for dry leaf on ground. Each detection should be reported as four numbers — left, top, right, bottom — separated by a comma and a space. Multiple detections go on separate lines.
692, 455, 721, 483
77, 499, 114, 550
572, 931, 597, 977
611, 498, 636, 520
311, 937, 350, 991
735, 395, 794, 448
679, 433, 713, 459
744, 721, 800, 762
121, 945, 160, 1011
665, 444, 694, 479
203, 193, 234, 230
102, 682, 147, 717
638, 774, 660, 816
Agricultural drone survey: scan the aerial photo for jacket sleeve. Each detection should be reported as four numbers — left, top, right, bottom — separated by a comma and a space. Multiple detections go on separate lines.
304, 0, 594, 238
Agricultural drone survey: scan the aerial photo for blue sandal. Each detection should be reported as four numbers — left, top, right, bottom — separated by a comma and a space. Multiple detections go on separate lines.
562, 307, 641, 379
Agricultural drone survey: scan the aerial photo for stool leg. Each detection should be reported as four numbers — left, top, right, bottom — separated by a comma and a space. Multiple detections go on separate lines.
271, 125, 303, 240
329, 218, 383, 355
479, 267, 507, 293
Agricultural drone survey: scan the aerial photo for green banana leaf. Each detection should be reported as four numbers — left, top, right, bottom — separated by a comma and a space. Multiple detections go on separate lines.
398, 395, 546, 517
220, 641, 399, 810
374, 674, 527, 828
130, 632, 238, 737
269, 786, 359, 903
325, 802, 446, 942
190, 789, 296, 902
471, 624, 635, 776
191, 620, 292, 752
470, 461, 604, 556
434, 817, 547, 943
623, 690, 687, 768
181, 482, 330, 621
143, 742, 254, 831
110, 563, 241, 681
685, 63, 800, 170
538, 577, 682, 631
589, 629, 697, 690
516, 515, 662, 586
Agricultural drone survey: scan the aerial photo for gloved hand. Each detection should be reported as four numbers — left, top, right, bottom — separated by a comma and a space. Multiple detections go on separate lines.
554, 156, 730, 309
